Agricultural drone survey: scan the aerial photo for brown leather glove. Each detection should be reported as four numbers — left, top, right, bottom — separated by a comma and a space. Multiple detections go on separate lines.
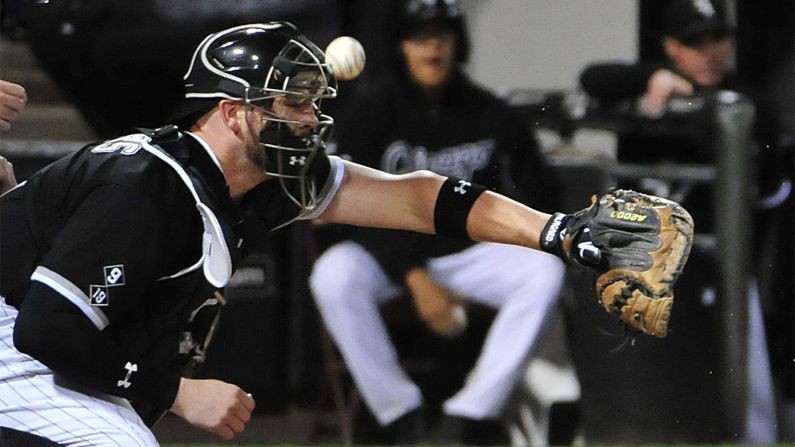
541, 189, 694, 337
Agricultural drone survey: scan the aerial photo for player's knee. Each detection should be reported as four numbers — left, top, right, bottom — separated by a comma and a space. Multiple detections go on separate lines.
543, 255, 567, 284
309, 242, 369, 307
512, 255, 567, 299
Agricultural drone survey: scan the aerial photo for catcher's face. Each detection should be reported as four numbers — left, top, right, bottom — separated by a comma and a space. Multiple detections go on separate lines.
241, 97, 321, 171
241, 85, 333, 214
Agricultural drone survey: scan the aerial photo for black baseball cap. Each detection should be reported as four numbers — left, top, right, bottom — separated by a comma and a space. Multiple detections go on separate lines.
664, 0, 734, 44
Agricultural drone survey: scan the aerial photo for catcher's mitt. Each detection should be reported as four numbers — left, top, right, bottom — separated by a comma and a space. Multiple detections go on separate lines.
541, 189, 694, 338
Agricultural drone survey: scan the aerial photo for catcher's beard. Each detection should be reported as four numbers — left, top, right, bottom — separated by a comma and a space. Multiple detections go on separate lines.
243, 109, 268, 171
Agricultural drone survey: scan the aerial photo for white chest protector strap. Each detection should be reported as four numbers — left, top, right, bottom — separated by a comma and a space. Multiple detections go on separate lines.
101, 133, 233, 287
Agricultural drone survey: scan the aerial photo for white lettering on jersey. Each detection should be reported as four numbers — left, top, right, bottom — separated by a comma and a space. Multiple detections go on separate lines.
91, 134, 150, 155
380, 139, 496, 179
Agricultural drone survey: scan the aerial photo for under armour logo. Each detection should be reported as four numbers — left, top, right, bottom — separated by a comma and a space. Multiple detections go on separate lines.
117, 362, 138, 389
453, 180, 471, 195
289, 156, 306, 166
577, 241, 601, 265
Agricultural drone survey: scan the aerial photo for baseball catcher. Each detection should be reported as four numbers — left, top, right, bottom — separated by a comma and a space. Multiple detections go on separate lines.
540, 189, 694, 338
0, 17, 695, 445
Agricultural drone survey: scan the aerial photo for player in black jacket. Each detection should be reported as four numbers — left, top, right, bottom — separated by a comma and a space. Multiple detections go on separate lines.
0, 20, 575, 446
578, 0, 749, 231
579, 1, 779, 443
310, 1, 566, 443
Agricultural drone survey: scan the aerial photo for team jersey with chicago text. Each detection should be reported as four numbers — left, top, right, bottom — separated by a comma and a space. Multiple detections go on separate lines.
332, 71, 559, 282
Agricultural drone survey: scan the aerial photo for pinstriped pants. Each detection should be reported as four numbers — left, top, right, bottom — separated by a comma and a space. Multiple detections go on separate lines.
0, 297, 158, 447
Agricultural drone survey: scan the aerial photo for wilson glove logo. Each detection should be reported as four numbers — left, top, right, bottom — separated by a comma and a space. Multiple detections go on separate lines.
611, 211, 647, 222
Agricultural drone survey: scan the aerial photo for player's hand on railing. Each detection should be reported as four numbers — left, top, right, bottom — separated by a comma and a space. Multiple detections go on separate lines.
170, 377, 256, 440
641, 69, 693, 117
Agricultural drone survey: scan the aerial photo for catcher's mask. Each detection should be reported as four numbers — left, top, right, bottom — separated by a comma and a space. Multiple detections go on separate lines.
182, 22, 337, 213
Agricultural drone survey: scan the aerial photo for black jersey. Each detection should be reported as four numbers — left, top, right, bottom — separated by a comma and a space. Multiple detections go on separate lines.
0, 127, 342, 424
332, 71, 557, 282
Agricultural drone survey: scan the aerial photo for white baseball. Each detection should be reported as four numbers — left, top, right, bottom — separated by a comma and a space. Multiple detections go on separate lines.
448, 304, 468, 336
325, 36, 366, 81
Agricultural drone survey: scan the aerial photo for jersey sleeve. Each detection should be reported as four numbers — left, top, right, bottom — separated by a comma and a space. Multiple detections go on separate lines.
298, 154, 345, 220
579, 61, 661, 107
13, 183, 187, 410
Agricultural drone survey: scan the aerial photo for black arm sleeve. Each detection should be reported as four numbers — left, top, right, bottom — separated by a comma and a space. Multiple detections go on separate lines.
14, 282, 181, 410
13, 184, 188, 410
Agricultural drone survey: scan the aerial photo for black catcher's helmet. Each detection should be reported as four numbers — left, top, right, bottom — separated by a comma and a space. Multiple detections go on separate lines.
397, 0, 470, 63
181, 22, 337, 214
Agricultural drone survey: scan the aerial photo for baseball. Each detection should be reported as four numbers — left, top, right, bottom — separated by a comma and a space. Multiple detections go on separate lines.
325, 36, 366, 81
448, 304, 468, 337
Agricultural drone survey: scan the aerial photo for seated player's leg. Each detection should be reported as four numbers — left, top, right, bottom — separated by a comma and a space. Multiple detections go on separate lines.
426, 243, 566, 419
309, 241, 422, 426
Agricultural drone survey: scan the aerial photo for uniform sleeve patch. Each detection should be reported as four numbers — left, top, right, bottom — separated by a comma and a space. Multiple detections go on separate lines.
103, 265, 126, 287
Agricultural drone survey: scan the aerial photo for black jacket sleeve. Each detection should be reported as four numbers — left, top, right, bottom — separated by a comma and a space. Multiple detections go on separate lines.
579, 61, 661, 107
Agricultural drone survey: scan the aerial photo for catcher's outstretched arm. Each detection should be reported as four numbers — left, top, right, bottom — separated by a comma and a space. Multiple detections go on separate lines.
320, 162, 694, 339
318, 160, 549, 250
465, 189, 549, 249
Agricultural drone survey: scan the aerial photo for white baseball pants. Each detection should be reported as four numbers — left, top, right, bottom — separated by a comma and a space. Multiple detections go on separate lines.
310, 241, 566, 425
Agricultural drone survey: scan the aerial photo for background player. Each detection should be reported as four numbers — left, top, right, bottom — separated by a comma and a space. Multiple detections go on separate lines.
310, 1, 566, 443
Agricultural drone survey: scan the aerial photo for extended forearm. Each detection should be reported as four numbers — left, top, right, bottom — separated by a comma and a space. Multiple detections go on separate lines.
322, 162, 549, 249
319, 161, 441, 233
465, 190, 549, 250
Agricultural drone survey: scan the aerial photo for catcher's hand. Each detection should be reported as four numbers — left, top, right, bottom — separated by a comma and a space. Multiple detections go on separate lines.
540, 189, 694, 338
